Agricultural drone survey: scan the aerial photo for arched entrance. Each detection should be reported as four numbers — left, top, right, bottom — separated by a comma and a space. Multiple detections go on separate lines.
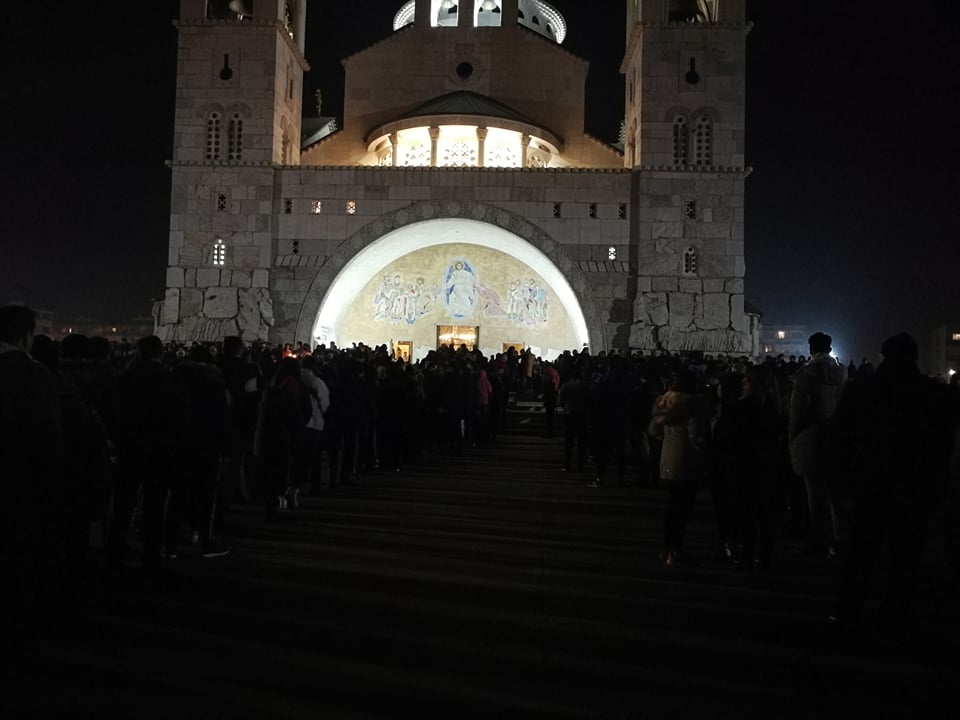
295, 205, 604, 361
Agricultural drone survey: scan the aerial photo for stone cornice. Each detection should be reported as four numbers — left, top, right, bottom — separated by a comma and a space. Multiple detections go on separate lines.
272, 164, 632, 174
632, 165, 753, 178
638, 21, 752, 31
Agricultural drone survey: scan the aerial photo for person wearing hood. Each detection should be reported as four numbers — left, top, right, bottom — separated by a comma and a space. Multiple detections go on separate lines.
829, 333, 956, 640
789, 331, 846, 558
649, 369, 709, 565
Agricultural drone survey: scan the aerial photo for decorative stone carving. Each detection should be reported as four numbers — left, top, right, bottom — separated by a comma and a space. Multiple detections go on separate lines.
701, 293, 730, 330
203, 287, 239, 318
162, 288, 180, 325
669, 292, 696, 327
180, 288, 203, 317
196, 268, 220, 288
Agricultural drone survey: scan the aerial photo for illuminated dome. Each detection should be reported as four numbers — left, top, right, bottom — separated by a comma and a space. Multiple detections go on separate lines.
393, 1, 567, 43
364, 91, 563, 169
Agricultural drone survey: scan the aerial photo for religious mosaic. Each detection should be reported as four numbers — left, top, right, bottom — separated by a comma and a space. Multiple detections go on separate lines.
372, 258, 549, 328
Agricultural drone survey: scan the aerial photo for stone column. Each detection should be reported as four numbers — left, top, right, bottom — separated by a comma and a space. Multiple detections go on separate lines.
389, 132, 398, 166
429, 126, 440, 167
520, 133, 531, 168
476, 127, 488, 167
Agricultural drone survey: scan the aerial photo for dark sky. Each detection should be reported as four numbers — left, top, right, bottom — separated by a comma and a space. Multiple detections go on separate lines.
1, 1, 957, 360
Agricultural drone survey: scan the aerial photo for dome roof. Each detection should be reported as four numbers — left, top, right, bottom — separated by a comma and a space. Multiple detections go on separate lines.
393, 1, 567, 44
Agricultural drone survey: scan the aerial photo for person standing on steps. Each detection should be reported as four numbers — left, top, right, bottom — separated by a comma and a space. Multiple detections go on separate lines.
649, 370, 709, 564
788, 331, 846, 559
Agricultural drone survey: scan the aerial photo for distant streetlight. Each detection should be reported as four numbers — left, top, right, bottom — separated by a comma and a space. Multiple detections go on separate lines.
949, 369, 957, 377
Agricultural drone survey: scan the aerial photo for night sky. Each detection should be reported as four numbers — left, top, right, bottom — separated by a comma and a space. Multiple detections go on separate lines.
1, 1, 957, 361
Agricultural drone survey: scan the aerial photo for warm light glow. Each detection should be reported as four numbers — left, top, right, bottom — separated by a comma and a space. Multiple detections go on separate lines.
949, 369, 957, 377
312, 218, 591, 354
311, 200, 322, 215
952, 333, 960, 342
213, 238, 226, 266
776, 330, 786, 340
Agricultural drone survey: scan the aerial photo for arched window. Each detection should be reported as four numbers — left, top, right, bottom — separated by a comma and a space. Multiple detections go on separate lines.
683, 247, 698, 276
672, 114, 689, 166
228, 113, 243, 160
213, 238, 226, 267
206, 112, 222, 160
694, 114, 713, 166
281, 132, 291, 164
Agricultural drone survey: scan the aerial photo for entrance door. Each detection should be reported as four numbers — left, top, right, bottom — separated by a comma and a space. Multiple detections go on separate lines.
437, 325, 478, 351
393, 340, 413, 362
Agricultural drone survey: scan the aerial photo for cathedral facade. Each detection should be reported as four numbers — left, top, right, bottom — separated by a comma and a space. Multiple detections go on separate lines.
158, 0, 759, 360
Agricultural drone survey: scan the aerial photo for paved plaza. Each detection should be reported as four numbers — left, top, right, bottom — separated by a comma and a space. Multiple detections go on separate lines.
5, 412, 959, 719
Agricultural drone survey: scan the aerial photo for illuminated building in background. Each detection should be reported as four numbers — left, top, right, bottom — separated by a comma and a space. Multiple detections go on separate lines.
157, 0, 757, 361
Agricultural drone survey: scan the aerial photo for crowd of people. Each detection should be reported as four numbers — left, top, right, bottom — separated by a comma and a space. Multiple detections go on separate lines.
2, 302, 958, 646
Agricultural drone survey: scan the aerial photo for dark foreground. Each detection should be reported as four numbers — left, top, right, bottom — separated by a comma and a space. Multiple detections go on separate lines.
4, 413, 959, 719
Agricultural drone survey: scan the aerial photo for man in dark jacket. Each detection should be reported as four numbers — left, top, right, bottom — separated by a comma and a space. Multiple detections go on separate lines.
0, 305, 63, 645
108, 336, 189, 578
830, 333, 956, 639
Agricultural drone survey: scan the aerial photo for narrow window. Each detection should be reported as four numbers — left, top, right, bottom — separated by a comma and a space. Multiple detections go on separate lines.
683, 247, 698, 276
346, 200, 357, 215
292, 240, 300, 256
684, 199, 698, 220
672, 114, 689, 166
310, 200, 322, 215
217, 192, 228, 212
206, 112, 222, 161
588, 203, 598, 219
213, 238, 226, 267
608, 247, 617, 261
553, 203, 562, 218
618, 203, 627, 220
284, 198, 293, 214
694, 114, 713, 166
227, 113, 243, 160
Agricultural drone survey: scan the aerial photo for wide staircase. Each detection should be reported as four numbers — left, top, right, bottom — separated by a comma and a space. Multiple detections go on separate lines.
7, 409, 959, 719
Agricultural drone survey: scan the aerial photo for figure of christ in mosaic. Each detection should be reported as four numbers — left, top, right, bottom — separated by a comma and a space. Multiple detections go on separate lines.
444, 260, 478, 319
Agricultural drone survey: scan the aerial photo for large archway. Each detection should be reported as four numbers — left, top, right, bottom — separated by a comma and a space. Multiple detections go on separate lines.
294, 201, 605, 360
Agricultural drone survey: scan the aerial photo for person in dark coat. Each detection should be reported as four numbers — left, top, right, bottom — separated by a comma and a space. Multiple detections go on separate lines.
108, 335, 190, 578
255, 357, 305, 518
171, 346, 231, 557
732, 366, 782, 572
0, 306, 63, 645
829, 333, 956, 639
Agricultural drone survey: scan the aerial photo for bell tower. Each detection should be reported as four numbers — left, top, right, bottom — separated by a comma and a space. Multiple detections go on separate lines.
623, 0, 755, 354
172, 0, 308, 165
622, 0, 747, 169
159, 1, 310, 343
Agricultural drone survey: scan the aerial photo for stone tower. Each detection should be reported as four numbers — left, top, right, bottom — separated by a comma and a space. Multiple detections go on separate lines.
161, 1, 309, 342
623, 0, 755, 354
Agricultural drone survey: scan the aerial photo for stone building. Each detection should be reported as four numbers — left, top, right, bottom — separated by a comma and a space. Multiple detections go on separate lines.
157, 0, 759, 360
929, 324, 960, 380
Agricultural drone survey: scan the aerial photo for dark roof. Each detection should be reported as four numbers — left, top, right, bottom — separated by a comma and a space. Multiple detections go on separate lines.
301, 117, 338, 149
398, 91, 537, 126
